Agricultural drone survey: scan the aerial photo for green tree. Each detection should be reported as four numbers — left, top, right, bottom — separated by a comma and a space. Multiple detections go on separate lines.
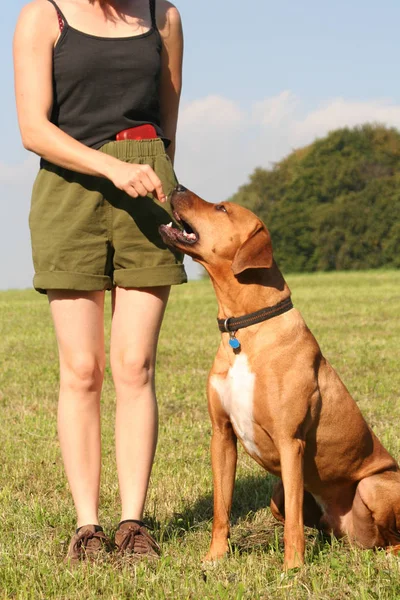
229, 124, 400, 271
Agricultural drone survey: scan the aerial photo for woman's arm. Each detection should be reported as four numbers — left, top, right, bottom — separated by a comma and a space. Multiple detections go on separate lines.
13, 0, 165, 201
157, 1, 184, 165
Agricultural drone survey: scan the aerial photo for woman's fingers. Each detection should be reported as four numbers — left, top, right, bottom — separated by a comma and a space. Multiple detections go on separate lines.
129, 179, 148, 197
134, 168, 158, 197
144, 167, 166, 203
132, 164, 166, 202
110, 161, 167, 202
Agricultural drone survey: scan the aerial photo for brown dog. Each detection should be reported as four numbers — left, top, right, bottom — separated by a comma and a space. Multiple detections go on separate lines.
160, 186, 400, 569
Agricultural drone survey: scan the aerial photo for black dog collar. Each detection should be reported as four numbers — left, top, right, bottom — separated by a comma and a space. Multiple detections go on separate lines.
217, 297, 294, 334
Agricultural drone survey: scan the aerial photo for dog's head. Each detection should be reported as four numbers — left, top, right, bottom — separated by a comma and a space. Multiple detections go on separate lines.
159, 186, 273, 275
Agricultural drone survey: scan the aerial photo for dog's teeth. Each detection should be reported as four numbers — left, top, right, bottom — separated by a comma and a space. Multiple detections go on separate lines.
183, 230, 188, 237
166, 222, 172, 228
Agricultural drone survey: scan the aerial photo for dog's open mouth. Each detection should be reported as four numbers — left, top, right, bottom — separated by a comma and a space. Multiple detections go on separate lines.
159, 211, 199, 246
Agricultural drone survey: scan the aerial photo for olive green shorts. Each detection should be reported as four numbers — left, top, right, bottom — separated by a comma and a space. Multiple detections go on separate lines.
29, 139, 187, 294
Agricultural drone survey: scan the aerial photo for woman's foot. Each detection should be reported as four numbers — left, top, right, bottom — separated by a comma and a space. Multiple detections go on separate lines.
114, 520, 160, 557
65, 524, 112, 564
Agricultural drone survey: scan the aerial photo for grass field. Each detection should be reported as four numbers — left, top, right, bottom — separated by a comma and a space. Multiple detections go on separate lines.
0, 270, 399, 599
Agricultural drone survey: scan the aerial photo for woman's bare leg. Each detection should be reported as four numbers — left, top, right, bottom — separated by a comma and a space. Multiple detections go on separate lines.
110, 286, 170, 521
48, 291, 105, 528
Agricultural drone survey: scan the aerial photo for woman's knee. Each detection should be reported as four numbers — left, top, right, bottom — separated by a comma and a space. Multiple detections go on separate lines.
111, 353, 154, 390
60, 353, 105, 394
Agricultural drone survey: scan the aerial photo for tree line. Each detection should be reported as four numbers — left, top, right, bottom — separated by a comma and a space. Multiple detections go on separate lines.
229, 124, 400, 272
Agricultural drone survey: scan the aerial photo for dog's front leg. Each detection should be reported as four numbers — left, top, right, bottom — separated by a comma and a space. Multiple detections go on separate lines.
204, 420, 237, 561
280, 439, 306, 569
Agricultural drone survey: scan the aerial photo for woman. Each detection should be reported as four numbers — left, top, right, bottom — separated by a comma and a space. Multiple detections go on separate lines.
13, 0, 186, 562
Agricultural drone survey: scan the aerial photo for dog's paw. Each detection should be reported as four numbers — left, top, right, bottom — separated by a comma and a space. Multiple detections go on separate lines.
202, 545, 229, 565
283, 555, 304, 570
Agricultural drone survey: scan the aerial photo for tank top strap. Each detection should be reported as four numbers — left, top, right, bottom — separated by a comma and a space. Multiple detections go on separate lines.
47, 0, 68, 30
149, 0, 157, 30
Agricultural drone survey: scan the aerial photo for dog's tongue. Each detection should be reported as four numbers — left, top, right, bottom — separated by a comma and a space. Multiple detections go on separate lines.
164, 222, 197, 241
183, 231, 197, 240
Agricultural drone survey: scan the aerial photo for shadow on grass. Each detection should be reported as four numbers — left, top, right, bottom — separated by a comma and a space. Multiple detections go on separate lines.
150, 472, 336, 560
230, 527, 334, 563
153, 472, 277, 542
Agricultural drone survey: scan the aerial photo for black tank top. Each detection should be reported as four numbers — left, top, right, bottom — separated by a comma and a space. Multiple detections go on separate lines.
47, 0, 164, 150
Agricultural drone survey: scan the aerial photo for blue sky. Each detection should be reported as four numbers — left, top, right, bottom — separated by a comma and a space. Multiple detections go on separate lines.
2, 0, 400, 289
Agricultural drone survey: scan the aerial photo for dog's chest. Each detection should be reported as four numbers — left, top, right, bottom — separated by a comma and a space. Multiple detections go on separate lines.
211, 354, 261, 458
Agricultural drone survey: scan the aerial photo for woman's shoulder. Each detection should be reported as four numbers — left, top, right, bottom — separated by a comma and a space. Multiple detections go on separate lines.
155, 0, 182, 37
14, 0, 59, 50
16, 0, 59, 31
18, 0, 58, 19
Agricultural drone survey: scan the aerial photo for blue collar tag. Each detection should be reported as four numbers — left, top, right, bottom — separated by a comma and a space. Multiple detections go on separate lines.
229, 336, 241, 351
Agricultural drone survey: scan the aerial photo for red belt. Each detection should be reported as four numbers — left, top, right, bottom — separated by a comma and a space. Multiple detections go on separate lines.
116, 124, 158, 141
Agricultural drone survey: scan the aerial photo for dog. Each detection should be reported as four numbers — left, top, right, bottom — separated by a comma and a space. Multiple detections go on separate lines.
159, 185, 400, 569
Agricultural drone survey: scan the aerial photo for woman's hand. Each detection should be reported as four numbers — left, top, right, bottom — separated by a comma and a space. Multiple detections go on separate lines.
108, 160, 166, 202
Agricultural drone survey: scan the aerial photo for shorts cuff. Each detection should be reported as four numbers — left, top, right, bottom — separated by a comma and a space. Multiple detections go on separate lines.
33, 271, 112, 294
114, 264, 187, 289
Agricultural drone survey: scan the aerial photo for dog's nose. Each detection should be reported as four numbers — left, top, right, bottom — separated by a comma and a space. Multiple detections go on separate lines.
175, 184, 187, 193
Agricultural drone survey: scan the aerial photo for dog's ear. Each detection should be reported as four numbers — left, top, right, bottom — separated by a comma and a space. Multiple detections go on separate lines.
231, 226, 273, 275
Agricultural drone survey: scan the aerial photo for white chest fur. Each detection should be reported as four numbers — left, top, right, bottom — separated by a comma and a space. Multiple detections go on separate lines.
211, 353, 260, 457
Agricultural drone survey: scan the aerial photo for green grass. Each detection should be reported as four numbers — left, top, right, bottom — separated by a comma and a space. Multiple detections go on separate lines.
0, 270, 400, 599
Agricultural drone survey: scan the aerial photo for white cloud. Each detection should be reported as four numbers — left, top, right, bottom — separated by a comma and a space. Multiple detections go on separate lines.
0, 157, 36, 290
292, 97, 400, 145
0, 154, 37, 183
179, 95, 244, 131
175, 94, 400, 203
252, 91, 297, 127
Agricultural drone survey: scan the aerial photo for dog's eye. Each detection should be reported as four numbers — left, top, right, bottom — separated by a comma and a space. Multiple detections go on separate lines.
215, 204, 227, 213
